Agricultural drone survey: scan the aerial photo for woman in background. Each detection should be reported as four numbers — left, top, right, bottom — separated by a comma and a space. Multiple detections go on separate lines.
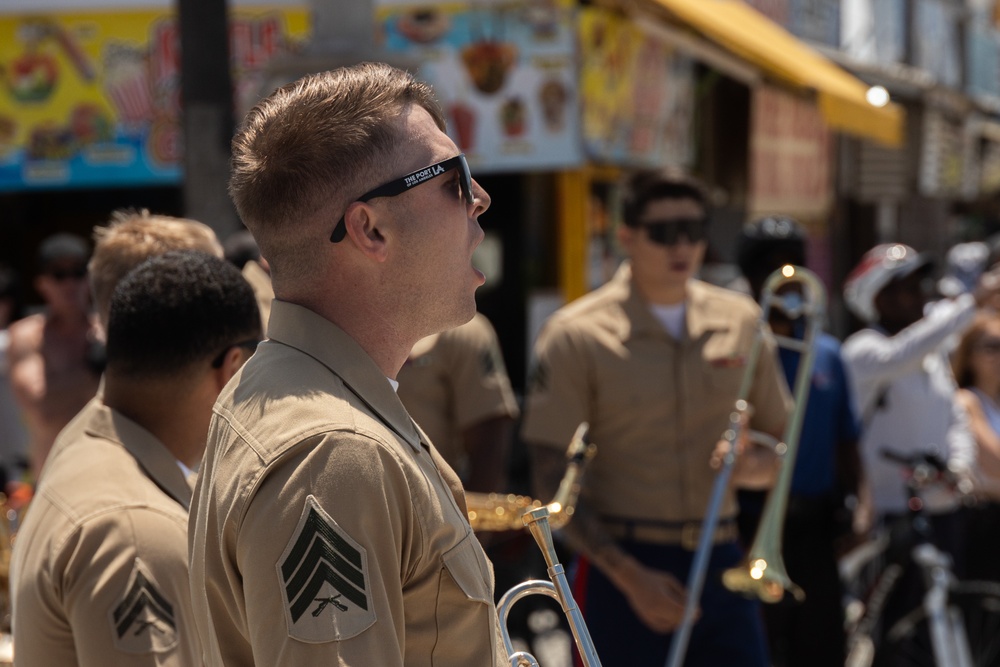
953, 311, 1000, 582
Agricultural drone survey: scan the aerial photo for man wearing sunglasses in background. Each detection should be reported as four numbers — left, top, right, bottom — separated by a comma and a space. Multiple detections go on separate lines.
522, 169, 791, 666
189, 63, 503, 665
7, 233, 101, 480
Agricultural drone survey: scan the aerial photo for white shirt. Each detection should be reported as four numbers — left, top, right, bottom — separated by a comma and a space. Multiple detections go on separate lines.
842, 294, 977, 515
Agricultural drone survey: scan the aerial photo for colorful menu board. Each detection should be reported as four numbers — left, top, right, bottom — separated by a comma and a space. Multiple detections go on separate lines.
578, 7, 694, 168
0, 7, 309, 191
376, 0, 581, 172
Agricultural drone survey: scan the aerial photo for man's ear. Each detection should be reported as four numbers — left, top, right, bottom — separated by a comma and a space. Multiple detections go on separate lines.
212, 346, 250, 389
341, 202, 389, 262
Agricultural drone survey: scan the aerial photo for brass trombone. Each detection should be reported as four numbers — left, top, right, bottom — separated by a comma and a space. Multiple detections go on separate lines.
466, 422, 594, 532
666, 265, 826, 667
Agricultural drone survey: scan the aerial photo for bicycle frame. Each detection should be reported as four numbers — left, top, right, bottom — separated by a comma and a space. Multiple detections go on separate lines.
912, 544, 973, 667
843, 450, 979, 667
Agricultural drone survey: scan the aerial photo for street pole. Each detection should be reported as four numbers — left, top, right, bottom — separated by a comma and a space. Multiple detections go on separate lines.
177, 0, 241, 239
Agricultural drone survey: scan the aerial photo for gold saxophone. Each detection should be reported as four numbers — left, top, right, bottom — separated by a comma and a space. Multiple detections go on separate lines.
466, 423, 594, 532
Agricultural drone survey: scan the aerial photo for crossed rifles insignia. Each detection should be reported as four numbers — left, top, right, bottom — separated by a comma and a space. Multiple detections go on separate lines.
110, 562, 178, 653
278, 495, 376, 641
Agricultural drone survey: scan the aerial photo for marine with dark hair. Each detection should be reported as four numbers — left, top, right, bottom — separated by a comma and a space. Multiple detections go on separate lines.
734, 216, 861, 667
7, 232, 100, 478
11, 250, 261, 667
522, 170, 791, 666
190, 62, 500, 665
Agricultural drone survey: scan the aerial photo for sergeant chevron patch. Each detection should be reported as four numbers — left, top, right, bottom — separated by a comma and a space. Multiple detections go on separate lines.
278, 495, 376, 642
109, 560, 178, 653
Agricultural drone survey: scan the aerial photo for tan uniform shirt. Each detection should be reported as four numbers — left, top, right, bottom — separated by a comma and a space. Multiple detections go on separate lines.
11, 400, 199, 667
240, 260, 273, 334
397, 313, 519, 475
189, 301, 503, 667
522, 263, 790, 527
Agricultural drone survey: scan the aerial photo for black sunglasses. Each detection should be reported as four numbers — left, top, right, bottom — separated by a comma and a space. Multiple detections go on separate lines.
47, 266, 88, 281
211, 338, 260, 368
638, 217, 707, 246
330, 154, 474, 243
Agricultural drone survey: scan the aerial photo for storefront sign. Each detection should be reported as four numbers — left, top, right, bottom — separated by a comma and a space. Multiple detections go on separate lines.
0, 7, 309, 191
578, 8, 694, 168
377, 0, 581, 173
748, 86, 833, 218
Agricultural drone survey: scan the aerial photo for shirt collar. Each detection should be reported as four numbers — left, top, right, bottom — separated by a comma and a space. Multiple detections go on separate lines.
266, 300, 423, 451
82, 401, 194, 509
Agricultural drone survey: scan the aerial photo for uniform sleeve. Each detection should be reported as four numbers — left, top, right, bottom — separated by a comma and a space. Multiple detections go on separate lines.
444, 317, 520, 431
521, 320, 591, 450
60, 509, 200, 667
236, 433, 417, 667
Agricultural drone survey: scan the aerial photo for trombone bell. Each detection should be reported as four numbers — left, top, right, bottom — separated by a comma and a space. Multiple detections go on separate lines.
721, 556, 804, 604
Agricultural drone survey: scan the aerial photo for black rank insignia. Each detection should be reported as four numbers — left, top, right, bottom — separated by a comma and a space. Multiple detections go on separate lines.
109, 561, 178, 653
277, 495, 376, 642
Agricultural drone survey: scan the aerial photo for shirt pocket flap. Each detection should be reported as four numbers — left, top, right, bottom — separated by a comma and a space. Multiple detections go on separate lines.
441, 533, 493, 605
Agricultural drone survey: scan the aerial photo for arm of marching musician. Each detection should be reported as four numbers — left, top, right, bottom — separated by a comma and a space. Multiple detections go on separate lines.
529, 444, 691, 633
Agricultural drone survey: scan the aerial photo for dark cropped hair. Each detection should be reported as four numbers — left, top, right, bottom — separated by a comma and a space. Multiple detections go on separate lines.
622, 169, 709, 228
105, 251, 261, 379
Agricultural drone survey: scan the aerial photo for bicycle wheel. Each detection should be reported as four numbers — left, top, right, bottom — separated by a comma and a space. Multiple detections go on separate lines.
875, 580, 1000, 667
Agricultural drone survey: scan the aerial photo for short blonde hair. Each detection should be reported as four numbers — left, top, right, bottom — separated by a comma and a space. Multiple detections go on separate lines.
90, 209, 223, 326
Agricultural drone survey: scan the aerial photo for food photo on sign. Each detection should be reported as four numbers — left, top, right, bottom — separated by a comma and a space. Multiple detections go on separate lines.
378, 0, 581, 172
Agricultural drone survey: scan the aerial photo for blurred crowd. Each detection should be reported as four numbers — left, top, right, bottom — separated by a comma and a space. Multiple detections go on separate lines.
4, 180, 1000, 666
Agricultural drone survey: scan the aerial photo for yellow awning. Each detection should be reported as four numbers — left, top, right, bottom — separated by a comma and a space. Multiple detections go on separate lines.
651, 0, 905, 147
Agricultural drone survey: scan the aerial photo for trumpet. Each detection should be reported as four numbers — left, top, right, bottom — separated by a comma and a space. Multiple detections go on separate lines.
497, 505, 603, 667
666, 265, 826, 667
466, 423, 594, 532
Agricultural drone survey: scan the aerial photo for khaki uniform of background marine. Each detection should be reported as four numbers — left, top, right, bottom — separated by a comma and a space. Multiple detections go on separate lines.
11, 400, 200, 667
397, 313, 519, 477
522, 264, 790, 539
189, 302, 504, 667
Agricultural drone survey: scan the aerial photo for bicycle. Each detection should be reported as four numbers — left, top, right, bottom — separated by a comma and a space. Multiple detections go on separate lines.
840, 449, 1000, 667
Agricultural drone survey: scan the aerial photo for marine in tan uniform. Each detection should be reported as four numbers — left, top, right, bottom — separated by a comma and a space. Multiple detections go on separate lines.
521, 170, 791, 667
397, 312, 519, 492
189, 63, 503, 666
11, 251, 261, 667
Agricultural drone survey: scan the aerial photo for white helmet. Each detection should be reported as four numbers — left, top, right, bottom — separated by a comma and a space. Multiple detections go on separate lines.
843, 243, 931, 323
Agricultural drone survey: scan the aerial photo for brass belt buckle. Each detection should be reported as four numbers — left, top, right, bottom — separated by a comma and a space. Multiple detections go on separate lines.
681, 523, 701, 550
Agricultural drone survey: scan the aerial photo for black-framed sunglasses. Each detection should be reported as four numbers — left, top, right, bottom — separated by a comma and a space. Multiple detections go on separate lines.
638, 217, 708, 246
211, 338, 260, 368
330, 154, 474, 243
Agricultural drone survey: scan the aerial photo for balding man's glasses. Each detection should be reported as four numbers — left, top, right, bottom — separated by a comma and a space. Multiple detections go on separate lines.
330, 154, 474, 243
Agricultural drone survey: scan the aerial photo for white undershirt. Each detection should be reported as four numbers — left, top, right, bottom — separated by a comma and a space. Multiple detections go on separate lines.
650, 303, 687, 340
387, 377, 399, 392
